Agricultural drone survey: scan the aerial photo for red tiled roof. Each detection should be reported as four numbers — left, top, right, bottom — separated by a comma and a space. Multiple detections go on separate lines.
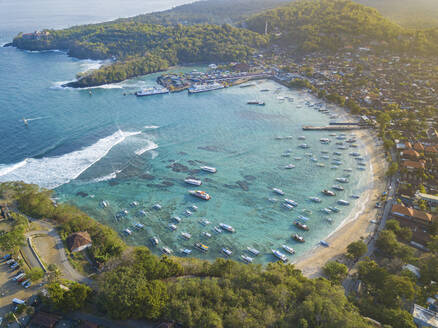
402, 160, 425, 169
401, 149, 420, 158
391, 203, 413, 217
425, 146, 438, 153
414, 142, 425, 151
392, 204, 433, 224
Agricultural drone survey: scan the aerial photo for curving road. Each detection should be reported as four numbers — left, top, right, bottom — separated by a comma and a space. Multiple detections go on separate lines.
24, 220, 93, 286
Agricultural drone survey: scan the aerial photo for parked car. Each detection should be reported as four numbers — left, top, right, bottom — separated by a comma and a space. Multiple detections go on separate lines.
21, 279, 30, 287
10, 263, 19, 270
12, 273, 25, 281
17, 276, 27, 283
0, 254, 11, 262
23, 281, 31, 289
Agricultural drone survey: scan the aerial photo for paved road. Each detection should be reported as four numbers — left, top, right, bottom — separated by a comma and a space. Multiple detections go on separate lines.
25, 220, 93, 286
343, 148, 398, 294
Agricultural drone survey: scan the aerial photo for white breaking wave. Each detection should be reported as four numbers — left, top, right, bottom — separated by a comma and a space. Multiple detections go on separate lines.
144, 125, 160, 130
0, 130, 141, 189
91, 170, 122, 183
134, 140, 159, 156
79, 59, 105, 73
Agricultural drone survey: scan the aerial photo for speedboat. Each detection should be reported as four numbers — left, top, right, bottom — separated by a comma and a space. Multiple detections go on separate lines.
338, 199, 350, 206
321, 155, 330, 159
123, 229, 132, 236
293, 234, 305, 243
172, 216, 182, 223
195, 243, 209, 252
134, 223, 145, 230
189, 205, 198, 212
138, 210, 147, 216
273, 188, 285, 196
332, 185, 344, 191
130, 201, 139, 207
321, 208, 332, 214
213, 226, 222, 234
299, 144, 309, 149
168, 224, 177, 231
181, 232, 192, 240
272, 249, 288, 262
219, 223, 235, 233
283, 203, 294, 210
153, 203, 162, 210
284, 199, 298, 207
294, 220, 309, 231
294, 157, 302, 160
320, 138, 331, 144
199, 219, 211, 226
180, 248, 192, 255
161, 247, 173, 255
185, 178, 202, 186
247, 247, 260, 256
336, 178, 349, 183
150, 236, 159, 246
351, 194, 360, 199
298, 136, 306, 140
284, 164, 295, 169
241, 255, 254, 263
298, 215, 310, 221
328, 206, 340, 213
316, 163, 325, 167
222, 248, 233, 256
185, 209, 193, 217
322, 189, 336, 196
333, 152, 342, 156
247, 100, 265, 106
282, 245, 296, 254
344, 168, 353, 172
309, 197, 322, 203
201, 231, 212, 238
189, 190, 211, 200
281, 153, 291, 157
200, 166, 217, 173
99, 200, 109, 208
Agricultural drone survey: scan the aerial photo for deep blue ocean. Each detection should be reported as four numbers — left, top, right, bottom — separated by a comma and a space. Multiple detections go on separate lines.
0, 0, 372, 264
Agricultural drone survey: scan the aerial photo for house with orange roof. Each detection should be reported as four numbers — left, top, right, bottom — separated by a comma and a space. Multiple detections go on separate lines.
414, 142, 425, 152
402, 159, 426, 171
401, 149, 420, 160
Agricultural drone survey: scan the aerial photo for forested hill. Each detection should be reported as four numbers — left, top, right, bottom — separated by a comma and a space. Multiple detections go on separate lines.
12, 23, 266, 88
244, 0, 438, 55
117, 0, 291, 26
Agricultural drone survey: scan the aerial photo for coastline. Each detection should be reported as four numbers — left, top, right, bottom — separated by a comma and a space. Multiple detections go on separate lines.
294, 127, 387, 277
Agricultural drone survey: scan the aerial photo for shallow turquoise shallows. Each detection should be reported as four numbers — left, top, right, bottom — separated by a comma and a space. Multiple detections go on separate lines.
0, 0, 371, 264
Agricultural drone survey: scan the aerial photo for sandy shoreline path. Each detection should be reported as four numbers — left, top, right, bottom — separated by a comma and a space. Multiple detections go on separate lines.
295, 129, 388, 278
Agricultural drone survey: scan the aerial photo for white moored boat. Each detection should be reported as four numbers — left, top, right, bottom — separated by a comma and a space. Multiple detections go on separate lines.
136, 86, 169, 97
282, 245, 296, 254
189, 190, 211, 200
241, 255, 254, 263
285, 199, 298, 207
222, 248, 233, 256
181, 232, 192, 240
247, 247, 260, 256
219, 223, 235, 233
273, 188, 285, 196
338, 199, 350, 206
272, 249, 288, 262
200, 166, 217, 173
185, 178, 202, 186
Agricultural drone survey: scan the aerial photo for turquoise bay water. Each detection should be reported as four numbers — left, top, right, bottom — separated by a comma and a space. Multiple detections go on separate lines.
0, 0, 372, 264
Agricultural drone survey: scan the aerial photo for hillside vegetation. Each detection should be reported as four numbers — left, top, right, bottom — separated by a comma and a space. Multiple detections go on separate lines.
245, 0, 438, 54
13, 23, 266, 87
120, 0, 290, 26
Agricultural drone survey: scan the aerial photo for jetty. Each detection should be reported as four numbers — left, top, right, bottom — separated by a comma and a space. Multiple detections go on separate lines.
302, 125, 363, 131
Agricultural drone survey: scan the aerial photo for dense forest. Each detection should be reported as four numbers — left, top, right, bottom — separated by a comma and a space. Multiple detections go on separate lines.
12, 23, 266, 87
244, 0, 438, 54
118, 0, 290, 26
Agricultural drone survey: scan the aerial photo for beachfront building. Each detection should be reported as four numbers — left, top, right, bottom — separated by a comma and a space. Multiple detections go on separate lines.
416, 192, 438, 208
67, 231, 92, 253
391, 203, 435, 245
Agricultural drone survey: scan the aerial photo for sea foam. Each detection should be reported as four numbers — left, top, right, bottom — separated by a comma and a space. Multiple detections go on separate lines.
0, 130, 140, 189
134, 140, 159, 156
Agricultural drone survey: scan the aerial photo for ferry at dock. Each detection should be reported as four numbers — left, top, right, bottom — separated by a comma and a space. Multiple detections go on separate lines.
136, 86, 169, 96
188, 82, 224, 94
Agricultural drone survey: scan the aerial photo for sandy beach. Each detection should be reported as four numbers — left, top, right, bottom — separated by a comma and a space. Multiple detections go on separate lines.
295, 128, 388, 277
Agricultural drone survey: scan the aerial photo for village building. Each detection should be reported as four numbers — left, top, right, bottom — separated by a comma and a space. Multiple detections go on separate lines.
67, 231, 92, 253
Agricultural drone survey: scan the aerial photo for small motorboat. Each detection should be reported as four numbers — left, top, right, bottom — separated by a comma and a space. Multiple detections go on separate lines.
152, 203, 162, 210
338, 199, 350, 206
134, 223, 145, 230
222, 248, 233, 256
162, 247, 173, 255
247, 247, 260, 256
241, 255, 254, 263
181, 232, 192, 240
273, 188, 285, 196
99, 200, 109, 208
130, 201, 139, 207
185, 178, 202, 186
201, 231, 212, 238
284, 199, 298, 207
199, 219, 211, 226
195, 243, 209, 253
282, 245, 296, 254
294, 220, 309, 231
283, 203, 294, 210
168, 224, 177, 231
150, 236, 159, 246
322, 189, 336, 196
200, 166, 217, 173
180, 248, 192, 255
213, 226, 222, 234
328, 206, 340, 213
326, 217, 334, 224
309, 197, 322, 203
284, 164, 295, 169
332, 185, 344, 191
172, 216, 182, 223
298, 215, 310, 221
189, 190, 211, 200
272, 249, 288, 262
320, 240, 330, 247
123, 229, 132, 236
219, 223, 235, 233
293, 234, 305, 243
321, 208, 332, 214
